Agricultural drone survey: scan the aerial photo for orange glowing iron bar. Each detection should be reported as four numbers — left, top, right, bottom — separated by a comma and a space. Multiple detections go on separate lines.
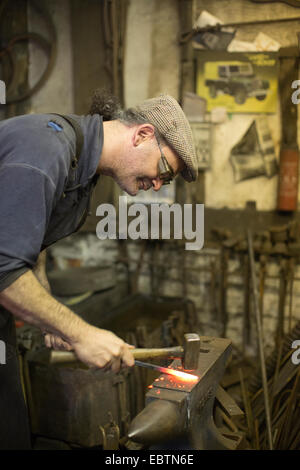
135, 360, 199, 382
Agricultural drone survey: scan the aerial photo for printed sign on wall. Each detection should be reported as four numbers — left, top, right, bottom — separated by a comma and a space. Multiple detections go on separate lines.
196, 51, 278, 113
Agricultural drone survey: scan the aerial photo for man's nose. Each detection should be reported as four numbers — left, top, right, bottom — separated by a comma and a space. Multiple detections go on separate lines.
151, 178, 163, 191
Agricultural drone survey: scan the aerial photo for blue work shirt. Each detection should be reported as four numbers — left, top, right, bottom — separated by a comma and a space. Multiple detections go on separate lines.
0, 113, 103, 291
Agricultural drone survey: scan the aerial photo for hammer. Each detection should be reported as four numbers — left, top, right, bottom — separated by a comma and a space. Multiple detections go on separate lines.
49, 333, 201, 370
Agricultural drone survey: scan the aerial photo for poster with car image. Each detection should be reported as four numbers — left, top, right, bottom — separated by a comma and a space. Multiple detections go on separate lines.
196, 51, 278, 113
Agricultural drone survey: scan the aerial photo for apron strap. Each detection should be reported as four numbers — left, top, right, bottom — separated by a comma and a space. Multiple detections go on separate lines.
50, 114, 84, 169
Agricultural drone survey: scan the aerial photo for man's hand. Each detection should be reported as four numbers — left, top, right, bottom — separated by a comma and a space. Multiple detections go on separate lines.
71, 325, 135, 373
43, 327, 135, 373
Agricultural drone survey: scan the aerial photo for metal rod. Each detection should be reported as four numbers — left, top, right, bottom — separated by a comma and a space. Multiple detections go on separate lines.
135, 360, 164, 372
180, 17, 300, 43
117, 255, 300, 280
238, 368, 254, 441
134, 360, 198, 381
247, 230, 273, 450
288, 257, 295, 333
254, 419, 260, 450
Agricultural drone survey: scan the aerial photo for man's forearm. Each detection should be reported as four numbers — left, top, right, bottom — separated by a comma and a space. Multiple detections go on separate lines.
0, 269, 135, 372
0, 270, 87, 344
32, 250, 51, 293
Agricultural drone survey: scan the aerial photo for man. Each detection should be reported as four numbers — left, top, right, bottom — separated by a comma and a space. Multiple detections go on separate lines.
0, 93, 198, 448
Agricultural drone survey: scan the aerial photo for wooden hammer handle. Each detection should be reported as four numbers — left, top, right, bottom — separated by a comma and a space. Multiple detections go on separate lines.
50, 346, 183, 364
132, 346, 183, 360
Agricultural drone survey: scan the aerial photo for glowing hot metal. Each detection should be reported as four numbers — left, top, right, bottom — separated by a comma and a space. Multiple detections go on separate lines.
135, 360, 199, 382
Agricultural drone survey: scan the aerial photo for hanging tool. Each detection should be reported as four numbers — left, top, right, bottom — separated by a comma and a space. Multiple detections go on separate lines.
243, 252, 251, 352
287, 257, 295, 332
247, 229, 273, 450
219, 245, 229, 337
276, 258, 289, 348
180, 17, 300, 44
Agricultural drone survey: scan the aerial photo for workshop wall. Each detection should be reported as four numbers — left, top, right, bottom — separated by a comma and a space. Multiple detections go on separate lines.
26, 0, 182, 114
45, 0, 300, 358
50, 232, 300, 357
17, 0, 300, 212
0, 0, 31, 118
2, 0, 299, 357
123, 0, 299, 355
124, 0, 181, 106
28, 0, 74, 114
195, 0, 300, 211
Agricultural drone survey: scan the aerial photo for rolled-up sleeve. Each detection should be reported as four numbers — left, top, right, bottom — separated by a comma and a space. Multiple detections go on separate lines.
0, 164, 55, 292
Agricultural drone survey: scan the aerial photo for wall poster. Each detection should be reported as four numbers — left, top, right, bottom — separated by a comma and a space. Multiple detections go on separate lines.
196, 51, 278, 113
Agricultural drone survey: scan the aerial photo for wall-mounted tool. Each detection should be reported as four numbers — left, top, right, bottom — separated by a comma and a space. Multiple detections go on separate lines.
181, 17, 300, 45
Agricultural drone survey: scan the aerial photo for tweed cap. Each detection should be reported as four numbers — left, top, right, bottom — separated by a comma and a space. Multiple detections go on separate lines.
135, 94, 198, 182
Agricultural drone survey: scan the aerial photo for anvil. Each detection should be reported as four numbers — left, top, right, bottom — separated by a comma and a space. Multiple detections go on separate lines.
128, 336, 235, 450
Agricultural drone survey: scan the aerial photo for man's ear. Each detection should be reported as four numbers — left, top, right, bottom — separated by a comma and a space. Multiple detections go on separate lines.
133, 124, 155, 146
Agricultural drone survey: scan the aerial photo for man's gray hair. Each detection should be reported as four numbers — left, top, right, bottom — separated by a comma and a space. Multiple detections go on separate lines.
89, 89, 166, 145
118, 108, 167, 145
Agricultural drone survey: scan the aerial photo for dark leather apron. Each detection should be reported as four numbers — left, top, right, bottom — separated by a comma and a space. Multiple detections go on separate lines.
0, 307, 31, 449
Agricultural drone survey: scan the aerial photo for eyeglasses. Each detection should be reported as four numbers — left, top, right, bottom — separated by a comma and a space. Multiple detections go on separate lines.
156, 136, 174, 185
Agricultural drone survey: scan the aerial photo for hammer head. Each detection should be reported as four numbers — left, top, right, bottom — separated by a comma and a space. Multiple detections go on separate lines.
183, 333, 200, 370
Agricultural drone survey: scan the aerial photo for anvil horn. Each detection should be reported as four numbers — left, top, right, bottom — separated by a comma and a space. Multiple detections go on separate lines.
128, 399, 181, 445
